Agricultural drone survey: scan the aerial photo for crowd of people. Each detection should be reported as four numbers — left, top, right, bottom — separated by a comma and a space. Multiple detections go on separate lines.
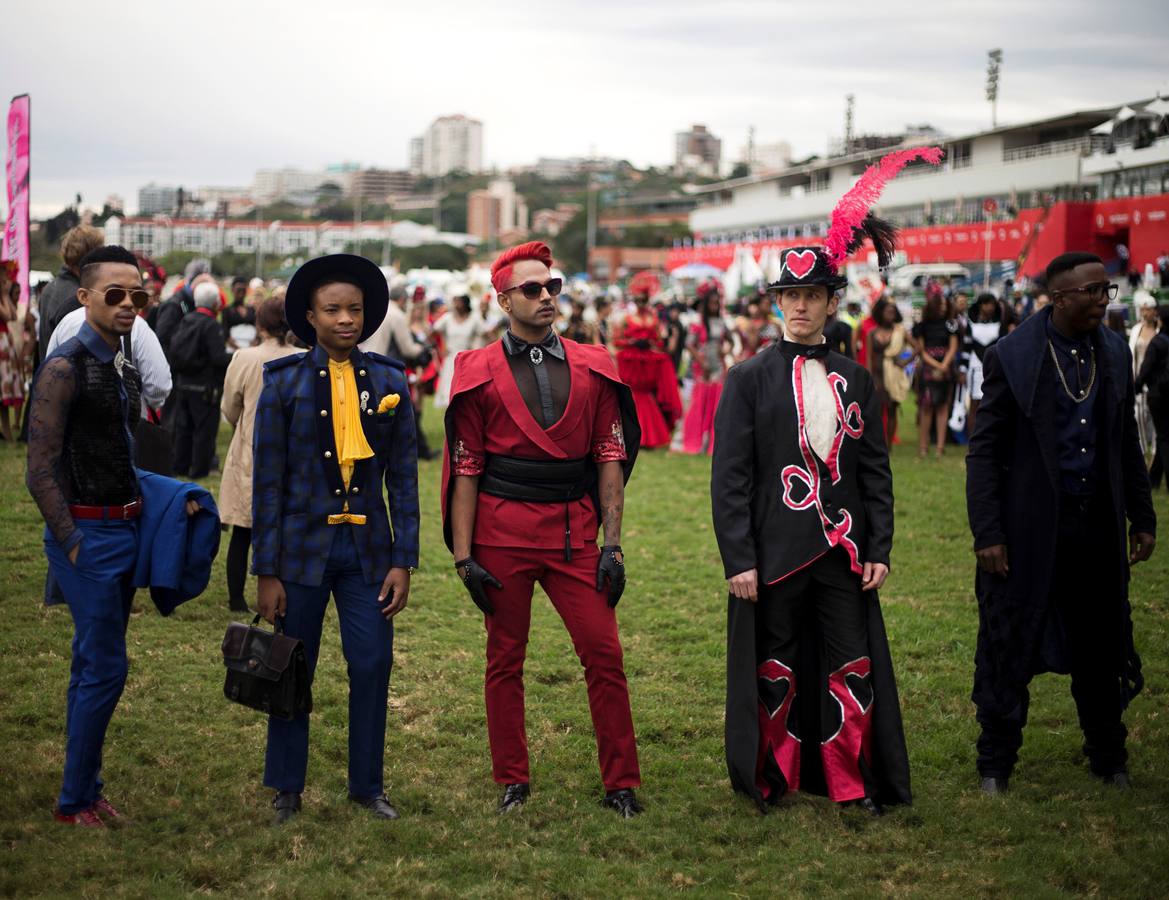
9, 192, 1168, 829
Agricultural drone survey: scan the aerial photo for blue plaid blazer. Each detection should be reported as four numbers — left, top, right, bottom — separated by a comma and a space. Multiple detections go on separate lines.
251, 343, 419, 587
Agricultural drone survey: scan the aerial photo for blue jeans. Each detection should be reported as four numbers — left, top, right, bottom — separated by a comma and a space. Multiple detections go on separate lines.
44, 520, 139, 814
263, 526, 394, 799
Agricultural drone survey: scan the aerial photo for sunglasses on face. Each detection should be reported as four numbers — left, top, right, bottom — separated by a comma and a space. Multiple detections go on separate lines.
504, 278, 563, 301
87, 286, 151, 310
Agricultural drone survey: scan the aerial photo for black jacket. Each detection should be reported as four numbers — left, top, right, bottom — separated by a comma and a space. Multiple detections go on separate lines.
172, 309, 231, 388
155, 285, 195, 361
965, 307, 1156, 717
36, 267, 81, 361
711, 342, 893, 585
1136, 331, 1169, 412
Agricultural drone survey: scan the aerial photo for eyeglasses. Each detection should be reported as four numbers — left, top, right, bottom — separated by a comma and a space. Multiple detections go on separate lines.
503, 278, 563, 301
1053, 282, 1119, 302
86, 286, 151, 309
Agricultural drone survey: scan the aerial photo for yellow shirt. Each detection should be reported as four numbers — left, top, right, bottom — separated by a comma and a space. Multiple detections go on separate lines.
328, 357, 375, 491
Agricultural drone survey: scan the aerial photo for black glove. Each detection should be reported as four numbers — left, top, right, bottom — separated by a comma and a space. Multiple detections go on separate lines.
596, 545, 626, 608
455, 556, 501, 616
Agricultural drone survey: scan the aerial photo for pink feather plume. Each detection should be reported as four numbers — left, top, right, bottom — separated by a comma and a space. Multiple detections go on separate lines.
823, 146, 945, 268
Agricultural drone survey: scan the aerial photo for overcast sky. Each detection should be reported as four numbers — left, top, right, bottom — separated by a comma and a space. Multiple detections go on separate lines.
2, 0, 1166, 217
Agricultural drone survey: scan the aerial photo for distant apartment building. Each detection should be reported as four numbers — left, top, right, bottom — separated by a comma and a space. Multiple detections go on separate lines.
414, 114, 483, 178
104, 216, 478, 260
409, 137, 424, 176
252, 168, 328, 206
467, 178, 528, 244
349, 169, 417, 204
674, 125, 722, 177
531, 203, 581, 236
738, 140, 792, 174
137, 183, 180, 216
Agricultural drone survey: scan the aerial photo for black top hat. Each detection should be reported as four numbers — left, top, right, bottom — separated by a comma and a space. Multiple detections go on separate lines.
284, 254, 389, 347
767, 246, 848, 293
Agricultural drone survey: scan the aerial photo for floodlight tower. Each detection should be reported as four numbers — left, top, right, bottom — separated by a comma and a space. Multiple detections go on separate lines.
986, 49, 1003, 128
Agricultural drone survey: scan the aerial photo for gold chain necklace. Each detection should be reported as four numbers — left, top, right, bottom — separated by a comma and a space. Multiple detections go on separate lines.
1047, 340, 1096, 403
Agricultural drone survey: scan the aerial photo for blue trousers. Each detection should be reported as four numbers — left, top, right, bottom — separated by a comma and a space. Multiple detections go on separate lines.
44, 520, 139, 815
263, 526, 394, 799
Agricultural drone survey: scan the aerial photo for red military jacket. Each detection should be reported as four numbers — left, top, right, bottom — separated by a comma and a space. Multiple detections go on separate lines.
441, 337, 640, 552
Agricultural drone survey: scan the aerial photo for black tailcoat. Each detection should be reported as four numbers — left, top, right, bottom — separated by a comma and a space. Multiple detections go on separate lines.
712, 343, 910, 809
965, 307, 1156, 719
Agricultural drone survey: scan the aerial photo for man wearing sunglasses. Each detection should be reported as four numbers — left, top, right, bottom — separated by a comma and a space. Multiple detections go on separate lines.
441, 241, 645, 817
25, 245, 201, 826
967, 251, 1156, 794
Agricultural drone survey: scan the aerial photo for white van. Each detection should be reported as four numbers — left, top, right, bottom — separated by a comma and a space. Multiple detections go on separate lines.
888, 264, 972, 297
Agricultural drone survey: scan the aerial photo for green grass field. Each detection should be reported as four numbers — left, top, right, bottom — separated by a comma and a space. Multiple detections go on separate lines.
1, 406, 1168, 899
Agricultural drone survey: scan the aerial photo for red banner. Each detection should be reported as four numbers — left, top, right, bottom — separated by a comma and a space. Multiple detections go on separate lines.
3, 94, 30, 306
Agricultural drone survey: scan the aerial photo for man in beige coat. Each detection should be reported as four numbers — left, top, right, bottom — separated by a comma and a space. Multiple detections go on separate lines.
218, 296, 299, 612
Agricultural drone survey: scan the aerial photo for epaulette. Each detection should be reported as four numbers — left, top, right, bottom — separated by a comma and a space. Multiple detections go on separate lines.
362, 350, 407, 371
263, 352, 307, 373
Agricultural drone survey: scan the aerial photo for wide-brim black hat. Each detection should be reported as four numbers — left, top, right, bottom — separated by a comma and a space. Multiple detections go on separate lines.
766, 246, 847, 293
284, 254, 389, 346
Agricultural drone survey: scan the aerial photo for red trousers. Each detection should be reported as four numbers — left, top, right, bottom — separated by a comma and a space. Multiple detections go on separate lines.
474, 543, 641, 791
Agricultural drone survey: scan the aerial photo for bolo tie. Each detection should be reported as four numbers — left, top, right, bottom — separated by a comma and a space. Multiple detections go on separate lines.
524, 339, 557, 428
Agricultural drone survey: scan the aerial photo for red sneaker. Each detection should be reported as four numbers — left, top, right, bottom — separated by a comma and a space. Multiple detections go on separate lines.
93, 797, 127, 823
53, 807, 105, 827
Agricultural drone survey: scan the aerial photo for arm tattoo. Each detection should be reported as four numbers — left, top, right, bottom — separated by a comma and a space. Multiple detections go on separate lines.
600, 472, 623, 545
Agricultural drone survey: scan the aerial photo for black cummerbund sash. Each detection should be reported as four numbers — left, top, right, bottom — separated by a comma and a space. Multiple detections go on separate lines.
479, 454, 596, 503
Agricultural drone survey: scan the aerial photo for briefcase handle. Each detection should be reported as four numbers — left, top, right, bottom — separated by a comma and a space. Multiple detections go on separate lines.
251, 613, 286, 634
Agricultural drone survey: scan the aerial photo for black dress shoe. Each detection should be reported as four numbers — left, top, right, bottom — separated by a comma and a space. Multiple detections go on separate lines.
272, 791, 301, 825
498, 783, 530, 814
601, 788, 643, 818
980, 776, 1009, 795
840, 797, 884, 817
1098, 771, 1131, 789
228, 599, 250, 613
350, 793, 400, 819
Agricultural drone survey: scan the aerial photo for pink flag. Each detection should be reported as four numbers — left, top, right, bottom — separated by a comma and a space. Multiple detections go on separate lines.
3, 94, 30, 306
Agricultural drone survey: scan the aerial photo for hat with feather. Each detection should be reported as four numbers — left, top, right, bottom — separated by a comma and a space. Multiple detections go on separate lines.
767, 146, 944, 294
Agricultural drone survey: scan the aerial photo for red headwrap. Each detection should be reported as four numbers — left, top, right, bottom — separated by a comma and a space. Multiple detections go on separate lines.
491, 241, 554, 294
628, 270, 660, 299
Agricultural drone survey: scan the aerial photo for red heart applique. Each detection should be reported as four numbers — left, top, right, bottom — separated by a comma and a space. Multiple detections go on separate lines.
784, 249, 817, 279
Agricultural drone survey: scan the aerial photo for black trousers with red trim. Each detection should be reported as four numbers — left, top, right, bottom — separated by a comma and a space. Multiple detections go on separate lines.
755, 547, 873, 803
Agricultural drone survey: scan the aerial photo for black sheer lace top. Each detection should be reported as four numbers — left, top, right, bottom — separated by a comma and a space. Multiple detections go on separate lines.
26, 328, 141, 550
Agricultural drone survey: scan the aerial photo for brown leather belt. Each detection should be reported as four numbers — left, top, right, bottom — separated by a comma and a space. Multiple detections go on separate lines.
68, 498, 143, 520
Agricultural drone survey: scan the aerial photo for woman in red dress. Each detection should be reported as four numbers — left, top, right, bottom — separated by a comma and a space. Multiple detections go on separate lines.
613, 272, 682, 449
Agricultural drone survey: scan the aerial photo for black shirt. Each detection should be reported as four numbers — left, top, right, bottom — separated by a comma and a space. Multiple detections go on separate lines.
502, 329, 570, 428
1046, 320, 1099, 496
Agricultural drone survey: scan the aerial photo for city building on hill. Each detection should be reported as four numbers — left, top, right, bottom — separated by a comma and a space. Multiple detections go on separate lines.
413, 114, 483, 178
409, 137, 424, 176
599, 193, 697, 237
467, 179, 528, 245
138, 183, 181, 216
531, 203, 581, 237
104, 216, 478, 261
530, 156, 624, 180
252, 168, 328, 206
195, 186, 255, 219
675, 125, 722, 177
349, 169, 417, 205
669, 96, 1169, 281
737, 140, 792, 174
